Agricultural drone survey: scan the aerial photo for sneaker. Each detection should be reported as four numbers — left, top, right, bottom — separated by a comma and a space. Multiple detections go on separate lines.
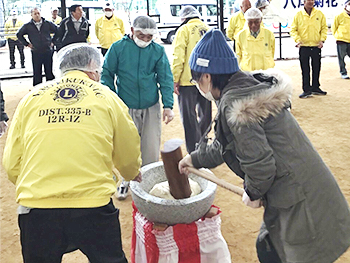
21, 64, 25, 68
299, 92, 312, 99
312, 89, 327, 96
341, 74, 350, 79
117, 181, 130, 200
9, 65, 15, 69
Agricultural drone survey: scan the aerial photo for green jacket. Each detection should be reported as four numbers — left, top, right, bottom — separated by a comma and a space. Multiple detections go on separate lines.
101, 35, 174, 109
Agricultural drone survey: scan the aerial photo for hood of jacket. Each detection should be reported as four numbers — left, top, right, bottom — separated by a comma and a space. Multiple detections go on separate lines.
220, 68, 293, 126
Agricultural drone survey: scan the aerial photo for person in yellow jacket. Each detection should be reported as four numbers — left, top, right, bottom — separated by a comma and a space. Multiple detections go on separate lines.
290, 0, 328, 98
236, 8, 275, 71
95, 2, 125, 56
331, 0, 350, 79
4, 9, 25, 69
3, 44, 141, 263
227, 0, 251, 50
172, 5, 211, 153
51, 7, 62, 25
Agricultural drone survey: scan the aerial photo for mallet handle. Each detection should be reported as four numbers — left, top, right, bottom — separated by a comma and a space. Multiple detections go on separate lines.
186, 167, 244, 197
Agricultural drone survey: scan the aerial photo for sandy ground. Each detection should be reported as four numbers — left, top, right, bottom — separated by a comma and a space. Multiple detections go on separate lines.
1, 56, 350, 262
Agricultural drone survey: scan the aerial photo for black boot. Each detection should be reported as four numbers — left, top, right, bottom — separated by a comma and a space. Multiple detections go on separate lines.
10, 64, 15, 69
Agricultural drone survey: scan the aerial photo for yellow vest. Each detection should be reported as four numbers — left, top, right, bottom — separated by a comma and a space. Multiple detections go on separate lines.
52, 15, 62, 25
331, 10, 350, 43
3, 71, 142, 208
290, 8, 327, 46
5, 19, 24, 40
172, 18, 209, 86
95, 15, 125, 49
227, 11, 246, 41
236, 27, 275, 71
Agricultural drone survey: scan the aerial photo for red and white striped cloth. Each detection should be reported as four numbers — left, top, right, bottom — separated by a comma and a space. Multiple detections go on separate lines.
131, 203, 231, 263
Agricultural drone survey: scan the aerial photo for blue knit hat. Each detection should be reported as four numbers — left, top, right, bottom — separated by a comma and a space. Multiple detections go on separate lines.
189, 29, 239, 74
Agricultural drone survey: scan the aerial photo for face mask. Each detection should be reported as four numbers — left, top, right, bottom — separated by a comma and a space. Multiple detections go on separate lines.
12, 15, 17, 19
133, 36, 152, 48
196, 83, 216, 101
346, 5, 350, 12
104, 11, 113, 17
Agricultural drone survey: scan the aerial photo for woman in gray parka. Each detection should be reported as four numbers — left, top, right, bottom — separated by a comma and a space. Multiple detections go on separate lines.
179, 29, 350, 263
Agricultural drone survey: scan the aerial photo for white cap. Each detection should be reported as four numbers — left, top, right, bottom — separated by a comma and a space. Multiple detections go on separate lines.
179, 5, 201, 19
255, 0, 269, 9
133, 16, 158, 35
51, 7, 59, 12
244, 7, 263, 20
11, 9, 18, 15
57, 43, 103, 76
103, 2, 114, 10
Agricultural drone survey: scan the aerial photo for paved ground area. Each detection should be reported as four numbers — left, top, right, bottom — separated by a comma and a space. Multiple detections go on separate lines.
0, 32, 338, 81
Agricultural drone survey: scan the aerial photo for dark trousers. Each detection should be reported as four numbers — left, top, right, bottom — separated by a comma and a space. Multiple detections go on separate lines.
101, 48, 108, 56
299, 46, 321, 93
256, 233, 282, 263
178, 85, 212, 153
8, 38, 25, 66
31, 50, 55, 86
19, 200, 128, 263
336, 43, 350, 76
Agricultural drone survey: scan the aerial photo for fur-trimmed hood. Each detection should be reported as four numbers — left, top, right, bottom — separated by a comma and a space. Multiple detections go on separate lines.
221, 68, 293, 126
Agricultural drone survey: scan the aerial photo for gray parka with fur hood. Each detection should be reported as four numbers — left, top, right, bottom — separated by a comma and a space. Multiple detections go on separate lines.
191, 69, 350, 263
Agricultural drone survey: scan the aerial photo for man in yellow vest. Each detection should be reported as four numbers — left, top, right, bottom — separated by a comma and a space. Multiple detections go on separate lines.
236, 8, 275, 71
291, 0, 327, 98
172, 5, 211, 154
51, 7, 62, 25
4, 9, 25, 69
95, 2, 125, 56
3, 44, 142, 262
331, 0, 350, 79
227, 0, 251, 50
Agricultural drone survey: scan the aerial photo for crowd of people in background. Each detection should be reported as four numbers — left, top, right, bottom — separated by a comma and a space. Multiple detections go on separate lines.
1, 0, 350, 262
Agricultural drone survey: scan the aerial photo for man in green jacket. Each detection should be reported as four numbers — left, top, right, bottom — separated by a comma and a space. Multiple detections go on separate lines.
101, 16, 174, 200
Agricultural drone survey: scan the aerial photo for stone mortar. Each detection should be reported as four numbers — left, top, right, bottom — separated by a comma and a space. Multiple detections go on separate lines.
130, 161, 217, 225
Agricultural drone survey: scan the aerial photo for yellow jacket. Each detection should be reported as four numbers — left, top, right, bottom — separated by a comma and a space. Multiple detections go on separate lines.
236, 27, 275, 71
331, 10, 350, 43
95, 15, 125, 49
290, 8, 327, 46
5, 19, 24, 40
52, 15, 62, 25
172, 18, 208, 86
227, 11, 246, 41
3, 71, 142, 209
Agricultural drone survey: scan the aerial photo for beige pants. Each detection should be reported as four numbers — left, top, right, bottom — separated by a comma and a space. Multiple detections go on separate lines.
129, 102, 161, 166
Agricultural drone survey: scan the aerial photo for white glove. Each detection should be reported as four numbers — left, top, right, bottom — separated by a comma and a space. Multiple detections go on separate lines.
178, 154, 193, 175
242, 191, 262, 209
163, 108, 174, 124
0, 121, 8, 138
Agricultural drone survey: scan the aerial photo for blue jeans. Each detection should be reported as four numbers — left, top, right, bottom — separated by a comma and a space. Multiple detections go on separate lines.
336, 43, 350, 76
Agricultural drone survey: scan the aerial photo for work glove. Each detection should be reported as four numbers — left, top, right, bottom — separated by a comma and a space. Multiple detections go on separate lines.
163, 108, 174, 124
178, 154, 193, 175
0, 121, 8, 138
242, 191, 262, 209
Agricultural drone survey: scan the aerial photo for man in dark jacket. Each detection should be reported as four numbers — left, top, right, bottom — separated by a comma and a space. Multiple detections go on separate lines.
0, 84, 9, 138
53, 4, 90, 50
17, 7, 57, 86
